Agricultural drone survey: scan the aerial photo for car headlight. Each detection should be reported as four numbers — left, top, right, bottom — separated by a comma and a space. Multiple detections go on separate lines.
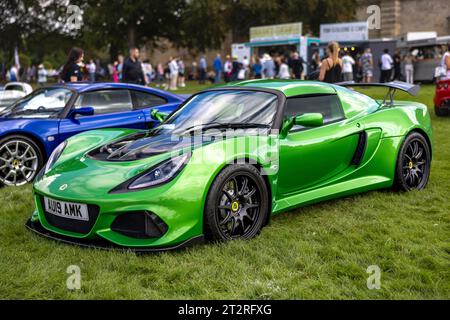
111, 153, 190, 193
44, 141, 67, 174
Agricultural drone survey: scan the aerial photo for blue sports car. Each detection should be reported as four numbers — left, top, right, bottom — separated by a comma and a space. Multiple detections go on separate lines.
0, 82, 184, 186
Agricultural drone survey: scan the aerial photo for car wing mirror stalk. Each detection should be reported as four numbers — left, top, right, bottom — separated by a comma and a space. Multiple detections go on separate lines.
280, 118, 294, 138
280, 113, 324, 137
150, 109, 169, 122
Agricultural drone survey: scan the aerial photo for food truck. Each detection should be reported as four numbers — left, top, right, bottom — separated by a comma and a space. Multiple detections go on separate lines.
232, 22, 320, 75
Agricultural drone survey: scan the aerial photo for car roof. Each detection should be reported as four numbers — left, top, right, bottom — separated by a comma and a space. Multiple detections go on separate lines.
228, 79, 337, 97
48, 82, 184, 101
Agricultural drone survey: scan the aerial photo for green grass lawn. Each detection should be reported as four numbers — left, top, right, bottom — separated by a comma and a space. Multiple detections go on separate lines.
0, 83, 449, 299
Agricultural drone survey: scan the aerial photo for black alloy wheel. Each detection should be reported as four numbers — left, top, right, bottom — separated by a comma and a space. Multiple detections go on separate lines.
204, 164, 269, 241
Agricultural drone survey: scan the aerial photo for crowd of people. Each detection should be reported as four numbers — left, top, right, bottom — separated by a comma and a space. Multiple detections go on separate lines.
50, 46, 310, 90
2, 42, 450, 89
319, 42, 450, 84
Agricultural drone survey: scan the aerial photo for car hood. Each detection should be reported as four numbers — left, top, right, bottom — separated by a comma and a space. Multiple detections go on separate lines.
34, 128, 274, 198
35, 128, 214, 194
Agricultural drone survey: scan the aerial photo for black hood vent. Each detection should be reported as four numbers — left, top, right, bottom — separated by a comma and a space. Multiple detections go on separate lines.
87, 132, 212, 162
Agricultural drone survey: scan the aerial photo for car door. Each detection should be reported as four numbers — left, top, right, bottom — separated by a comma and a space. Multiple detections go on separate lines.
277, 94, 362, 197
131, 89, 180, 128
58, 89, 146, 142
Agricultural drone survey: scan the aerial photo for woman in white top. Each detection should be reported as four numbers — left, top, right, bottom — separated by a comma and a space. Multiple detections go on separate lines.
168, 57, 179, 91
278, 58, 291, 79
441, 43, 450, 80
404, 53, 415, 84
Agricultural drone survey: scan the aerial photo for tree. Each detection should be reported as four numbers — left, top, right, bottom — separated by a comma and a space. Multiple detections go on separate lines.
172, 0, 358, 50
0, 0, 358, 66
80, 0, 187, 59
0, 0, 69, 52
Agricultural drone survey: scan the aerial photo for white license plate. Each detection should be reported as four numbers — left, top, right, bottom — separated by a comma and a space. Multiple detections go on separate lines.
44, 197, 89, 221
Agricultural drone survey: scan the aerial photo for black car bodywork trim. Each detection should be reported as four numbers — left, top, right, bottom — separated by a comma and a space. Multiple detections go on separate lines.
25, 219, 205, 253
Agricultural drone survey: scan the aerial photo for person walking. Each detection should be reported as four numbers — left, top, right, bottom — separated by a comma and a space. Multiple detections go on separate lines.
37, 64, 48, 87
242, 56, 250, 79
310, 50, 321, 73
289, 52, 304, 80
28, 65, 36, 83
237, 61, 246, 81
199, 55, 207, 84
155, 63, 165, 87
404, 52, 415, 84
393, 49, 402, 81
112, 61, 119, 82
252, 57, 262, 79
116, 54, 124, 82
359, 48, 373, 83
87, 59, 96, 82
231, 56, 241, 81
213, 53, 223, 84
380, 49, 393, 83
164, 62, 171, 89
178, 57, 186, 88
169, 57, 179, 91
342, 52, 355, 81
142, 60, 153, 85
278, 57, 291, 79
122, 47, 146, 85
61, 47, 84, 83
8, 65, 19, 82
261, 54, 275, 79
319, 41, 342, 83
223, 55, 232, 83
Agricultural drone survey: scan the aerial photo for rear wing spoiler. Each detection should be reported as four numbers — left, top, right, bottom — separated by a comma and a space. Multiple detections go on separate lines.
336, 81, 420, 106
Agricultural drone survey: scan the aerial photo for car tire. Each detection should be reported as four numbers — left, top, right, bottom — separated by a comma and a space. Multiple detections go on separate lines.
0, 135, 43, 187
203, 164, 270, 241
434, 105, 447, 117
394, 132, 431, 191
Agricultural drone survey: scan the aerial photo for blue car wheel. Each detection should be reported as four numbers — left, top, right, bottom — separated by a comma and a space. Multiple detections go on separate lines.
0, 135, 43, 186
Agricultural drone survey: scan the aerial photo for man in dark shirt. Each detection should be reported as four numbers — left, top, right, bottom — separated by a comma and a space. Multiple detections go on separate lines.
289, 52, 305, 80
122, 47, 146, 85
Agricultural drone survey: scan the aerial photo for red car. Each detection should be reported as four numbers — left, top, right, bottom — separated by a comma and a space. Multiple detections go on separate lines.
434, 79, 450, 116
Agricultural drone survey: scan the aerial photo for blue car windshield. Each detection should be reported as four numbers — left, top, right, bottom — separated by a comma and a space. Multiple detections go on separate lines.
1, 87, 73, 119
157, 90, 278, 135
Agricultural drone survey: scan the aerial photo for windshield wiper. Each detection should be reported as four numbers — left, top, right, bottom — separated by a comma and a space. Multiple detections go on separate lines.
181, 122, 270, 135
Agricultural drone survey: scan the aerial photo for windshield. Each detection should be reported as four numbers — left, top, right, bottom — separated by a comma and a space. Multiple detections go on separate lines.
5, 85, 24, 91
1, 87, 72, 119
89, 90, 279, 161
158, 90, 278, 134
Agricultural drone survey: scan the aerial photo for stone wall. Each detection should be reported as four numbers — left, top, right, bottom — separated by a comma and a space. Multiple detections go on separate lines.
356, 0, 450, 38
140, 32, 233, 68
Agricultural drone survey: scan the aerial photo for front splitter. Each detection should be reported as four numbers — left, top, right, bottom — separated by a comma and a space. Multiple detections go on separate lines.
25, 219, 205, 253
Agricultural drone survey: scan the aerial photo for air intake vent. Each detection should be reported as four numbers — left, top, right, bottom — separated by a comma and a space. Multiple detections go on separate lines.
351, 132, 367, 166
111, 211, 168, 239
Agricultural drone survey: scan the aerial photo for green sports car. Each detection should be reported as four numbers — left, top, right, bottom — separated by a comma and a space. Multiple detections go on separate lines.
27, 80, 433, 251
